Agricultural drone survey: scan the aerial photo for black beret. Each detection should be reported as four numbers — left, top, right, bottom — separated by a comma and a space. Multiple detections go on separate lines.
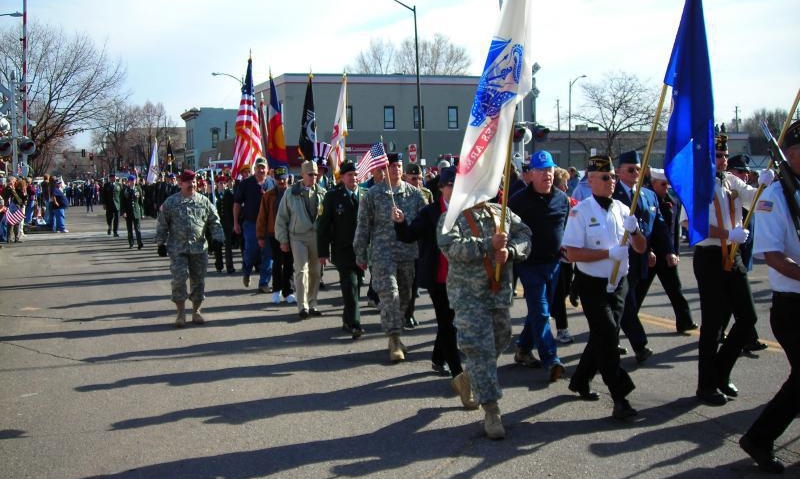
339, 161, 356, 175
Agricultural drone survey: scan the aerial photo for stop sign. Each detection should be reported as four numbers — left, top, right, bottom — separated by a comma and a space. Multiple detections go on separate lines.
408, 144, 417, 162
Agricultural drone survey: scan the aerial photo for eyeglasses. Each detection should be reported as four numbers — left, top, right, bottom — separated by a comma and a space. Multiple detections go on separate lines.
599, 174, 617, 182
715, 153, 728, 159
625, 167, 641, 173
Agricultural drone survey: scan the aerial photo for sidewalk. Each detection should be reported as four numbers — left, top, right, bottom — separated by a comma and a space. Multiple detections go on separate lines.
0, 209, 797, 478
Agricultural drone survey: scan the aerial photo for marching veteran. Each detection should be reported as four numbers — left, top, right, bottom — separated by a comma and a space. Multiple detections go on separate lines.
155, 169, 224, 327
437, 198, 531, 439
561, 155, 646, 420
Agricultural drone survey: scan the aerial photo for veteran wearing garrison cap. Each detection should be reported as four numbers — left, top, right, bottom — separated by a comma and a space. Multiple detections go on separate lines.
155, 170, 224, 328
562, 154, 646, 420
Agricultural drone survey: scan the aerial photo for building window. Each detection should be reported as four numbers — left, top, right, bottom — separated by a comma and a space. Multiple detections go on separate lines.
448, 106, 458, 129
413, 106, 425, 129
347, 105, 353, 130
186, 129, 194, 150
384, 106, 395, 130
211, 127, 220, 148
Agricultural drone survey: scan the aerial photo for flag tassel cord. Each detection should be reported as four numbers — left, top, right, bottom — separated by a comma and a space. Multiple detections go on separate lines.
728, 87, 800, 268
610, 83, 670, 287
494, 131, 515, 282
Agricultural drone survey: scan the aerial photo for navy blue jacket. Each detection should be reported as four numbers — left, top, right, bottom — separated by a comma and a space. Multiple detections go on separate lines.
508, 185, 569, 264
613, 182, 672, 277
394, 198, 445, 289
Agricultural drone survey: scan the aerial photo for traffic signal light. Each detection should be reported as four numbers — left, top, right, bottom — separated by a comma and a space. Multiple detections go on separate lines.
532, 125, 550, 141
81, 148, 86, 157
0, 137, 11, 156
18, 137, 35, 155
513, 125, 528, 143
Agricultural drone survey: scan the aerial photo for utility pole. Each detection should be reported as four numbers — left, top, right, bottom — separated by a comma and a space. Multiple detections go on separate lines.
556, 99, 560, 131
734, 105, 740, 133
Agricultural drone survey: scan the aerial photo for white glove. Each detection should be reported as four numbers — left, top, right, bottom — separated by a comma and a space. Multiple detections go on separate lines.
623, 215, 639, 234
609, 245, 629, 262
758, 169, 775, 187
728, 227, 750, 244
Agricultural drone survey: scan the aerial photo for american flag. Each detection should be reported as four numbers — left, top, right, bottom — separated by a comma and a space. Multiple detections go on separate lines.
5, 202, 25, 226
356, 142, 388, 182
231, 57, 264, 179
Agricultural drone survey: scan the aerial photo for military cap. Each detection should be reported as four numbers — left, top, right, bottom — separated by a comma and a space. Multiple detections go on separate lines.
617, 150, 641, 166
254, 157, 268, 167
586, 155, 614, 173
387, 152, 401, 164
273, 166, 289, 179
782, 119, 800, 150
405, 163, 422, 175
178, 169, 196, 182
339, 161, 356, 175
715, 133, 728, 153
300, 160, 318, 176
727, 154, 750, 172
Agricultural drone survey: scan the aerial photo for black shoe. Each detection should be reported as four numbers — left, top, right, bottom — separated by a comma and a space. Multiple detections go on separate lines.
635, 347, 653, 364
696, 388, 727, 406
107, 229, 111, 235
618, 345, 628, 356
568, 383, 600, 401
404, 316, 418, 329
431, 362, 451, 377
138, 243, 144, 250
739, 435, 785, 474
309, 308, 322, 317
319, 281, 326, 290
113, 233, 119, 237
718, 381, 739, 398
129, 244, 134, 249
743, 341, 768, 353
341, 322, 350, 332
351, 327, 364, 340
298, 309, 309, 320
677, 322, 699, 334
612, 399, 638, 420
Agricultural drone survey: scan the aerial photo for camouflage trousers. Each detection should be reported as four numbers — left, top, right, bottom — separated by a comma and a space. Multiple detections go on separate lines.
170, 252, 208, 304
454, 306, 512, 404
371, 260, 415, 336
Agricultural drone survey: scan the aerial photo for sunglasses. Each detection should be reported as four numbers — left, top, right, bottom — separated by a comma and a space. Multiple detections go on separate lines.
625, 166, 641, 173
715, 153, 728, 159
599, 174, 618, 182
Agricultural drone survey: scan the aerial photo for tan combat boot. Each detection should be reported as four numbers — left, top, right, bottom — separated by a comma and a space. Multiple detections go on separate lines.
175, 309, 186, 328
451, 372, 479, 410
192, 304, 205, 324
482, 401, 505, 439
388, 334, 405, 362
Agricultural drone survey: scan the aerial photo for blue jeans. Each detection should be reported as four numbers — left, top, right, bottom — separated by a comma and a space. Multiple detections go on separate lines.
242, 221, 272, 287
25, 199, 35, 224
516, 260, 561, 367
52, 208, 66, 232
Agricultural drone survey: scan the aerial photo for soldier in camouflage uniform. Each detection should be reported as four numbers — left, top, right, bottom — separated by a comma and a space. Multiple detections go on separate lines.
437, 201, 531, 439
353, 154, 427, 361
155, 170, 224, 328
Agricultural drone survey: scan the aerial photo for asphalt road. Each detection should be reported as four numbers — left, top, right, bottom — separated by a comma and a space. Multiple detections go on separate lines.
0, 209, 797, 479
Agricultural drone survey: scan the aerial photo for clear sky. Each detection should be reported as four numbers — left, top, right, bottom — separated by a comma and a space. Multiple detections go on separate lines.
15, 0, 800, 148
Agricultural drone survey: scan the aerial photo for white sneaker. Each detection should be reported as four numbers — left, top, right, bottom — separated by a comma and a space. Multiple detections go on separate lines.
556, 329, 574, 344
285, 294, 297, 304
272, 291, 282, 304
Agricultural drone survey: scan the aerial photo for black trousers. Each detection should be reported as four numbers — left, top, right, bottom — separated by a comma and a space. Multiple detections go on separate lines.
337, 263, 363, 328
105, 209, 119, 234
571, 269, 635, 401
620, 254, 648, 351
270, 237, 294, 297
214, 226, 235, 273
693, 245, 757, 391
552, 262, 573, 331
124, 216, 142, 247
428, 283, 463, 378
746, 292, 800, 446
636, 257, 694, 331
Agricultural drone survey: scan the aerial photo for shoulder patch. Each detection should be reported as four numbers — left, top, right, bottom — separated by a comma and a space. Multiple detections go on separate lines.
756, 200, 773, 212
569, 209, 578, 217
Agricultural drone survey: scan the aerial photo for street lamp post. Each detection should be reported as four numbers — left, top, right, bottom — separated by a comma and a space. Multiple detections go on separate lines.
211, 72, 244, 86
529, 63, 540, 156
393, 0, 423, 159
567, 74, 586, 167
1, 10, 23, 174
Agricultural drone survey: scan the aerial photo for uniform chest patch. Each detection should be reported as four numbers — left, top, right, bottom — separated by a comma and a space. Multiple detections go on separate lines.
756, 200, 773, 212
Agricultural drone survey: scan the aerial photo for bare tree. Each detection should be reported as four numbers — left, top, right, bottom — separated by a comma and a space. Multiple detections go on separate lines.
395, 33, 471, 75
571, 72, 664, 156
349, 34, 470, 75
0, 21, 126, 175
741, 108, 790, 155
91, 96, 138, 174
348, 38, 396, 74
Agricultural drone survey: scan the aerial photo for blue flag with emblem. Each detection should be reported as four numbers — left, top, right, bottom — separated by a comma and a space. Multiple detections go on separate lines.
663, 0, 715, 246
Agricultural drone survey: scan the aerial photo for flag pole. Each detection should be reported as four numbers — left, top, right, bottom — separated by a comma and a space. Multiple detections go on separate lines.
727, 87, 800, 268
379, 136, 397, 209
610, 84, 670, 286
494, 130, 515, 282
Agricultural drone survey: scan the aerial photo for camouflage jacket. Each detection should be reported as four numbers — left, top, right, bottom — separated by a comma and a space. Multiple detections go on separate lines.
354, 180, 426, 265
437, 202, 531, 309
155, 192, 224, 255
